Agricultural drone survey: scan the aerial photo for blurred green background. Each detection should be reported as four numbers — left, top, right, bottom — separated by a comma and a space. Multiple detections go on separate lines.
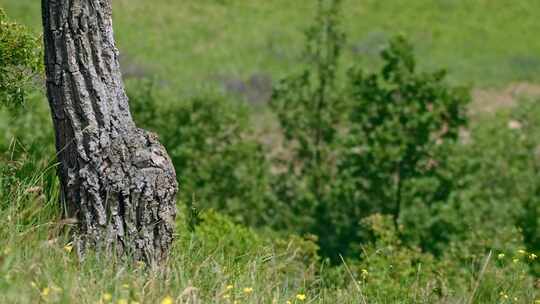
4, 0, 540, 95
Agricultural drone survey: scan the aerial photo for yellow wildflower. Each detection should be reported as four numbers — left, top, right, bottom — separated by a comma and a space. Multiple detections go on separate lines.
534, 299, 540, 304
102, 293, 113, 302
41, 287, 50, 297
517, 249, 526, 255
497, 253, 505, 259
296, 294, 307, 301
361, 268, 369, 279
160, 296, 174, 304
243, 287, 253, 294
117, 299, 128, 304
512, 258, 519, 263
286, 301, 292, 304
226, 284, 234, 290
64, 244, 73, 253
529, 253, 538, 260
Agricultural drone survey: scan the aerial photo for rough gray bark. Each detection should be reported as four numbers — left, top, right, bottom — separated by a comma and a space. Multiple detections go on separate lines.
42, 0, 178, 264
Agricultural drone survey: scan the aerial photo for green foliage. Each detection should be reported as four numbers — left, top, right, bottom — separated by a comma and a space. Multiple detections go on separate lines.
269, 0, 346, 248
336, 36, 470, 255
271, 0, 345, 171
270, 2, 470, 261
193, 210, 262, 258
0, 91, 54, 160
128, 80, 273, 226
440, 100, 540, 274
333, 214, 538, 303
506, 103, 540, 264
0, 9, 42, 107
344, 35, 469, 220
192, 210, 319, 269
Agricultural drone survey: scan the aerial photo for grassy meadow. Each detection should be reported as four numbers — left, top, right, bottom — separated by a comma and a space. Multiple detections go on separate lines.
4, 0, 540, 94
1, 0, 540, 303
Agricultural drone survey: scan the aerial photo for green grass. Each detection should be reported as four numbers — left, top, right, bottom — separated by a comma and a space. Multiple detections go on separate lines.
3, 0, 540, 99
0, 159, 538, 303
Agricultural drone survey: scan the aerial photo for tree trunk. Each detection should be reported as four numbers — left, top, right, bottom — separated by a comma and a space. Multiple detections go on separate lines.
42, 0, 178, 264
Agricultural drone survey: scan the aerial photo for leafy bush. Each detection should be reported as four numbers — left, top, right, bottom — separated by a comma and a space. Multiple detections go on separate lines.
190, 210, 320, 272
439, 99, 540, 274
0, 92, 54, 161
270, 0, 470, 261
128, 80, 273, 226
336, 36, 470, 256
0, 9, 43, 107
0, 10, 52, 171
269, 0, 347, 253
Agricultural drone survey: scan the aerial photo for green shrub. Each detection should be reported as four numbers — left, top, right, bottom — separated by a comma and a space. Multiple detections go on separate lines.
189, 210, 320, 270
0, 9, 43, 107
128, 80, 273, 226
440, 99, 540, 273
269, 0, 347, 255
0, 91, 54, 160
0, 9, 50, 161
338, 35, 470, 255
508, 101, 540, 267
268, 0, 473, 262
